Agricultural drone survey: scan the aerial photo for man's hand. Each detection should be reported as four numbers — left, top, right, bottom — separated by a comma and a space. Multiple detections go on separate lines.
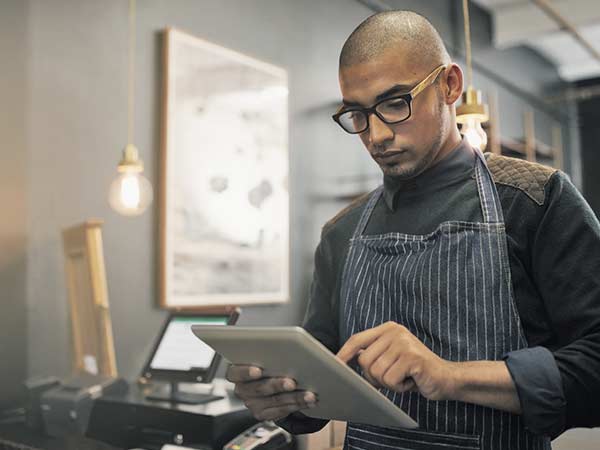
226, 364, 318, 421
337, 321, 457, 401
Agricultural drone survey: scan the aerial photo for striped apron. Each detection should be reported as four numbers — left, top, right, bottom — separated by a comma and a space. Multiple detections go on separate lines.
340, 149, 549, 450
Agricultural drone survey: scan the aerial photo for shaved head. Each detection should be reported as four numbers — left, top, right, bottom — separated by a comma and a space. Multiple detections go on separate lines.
339, 10, 450, 71
336, 10, 464, 180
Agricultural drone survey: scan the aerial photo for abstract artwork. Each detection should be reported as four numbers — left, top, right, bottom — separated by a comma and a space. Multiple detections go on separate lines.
160, 28, 289, 308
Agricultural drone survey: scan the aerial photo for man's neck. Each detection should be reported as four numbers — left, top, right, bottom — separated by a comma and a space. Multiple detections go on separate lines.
430, 128, 463, 168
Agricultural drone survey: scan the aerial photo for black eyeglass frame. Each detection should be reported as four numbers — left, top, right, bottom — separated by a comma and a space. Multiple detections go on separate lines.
332, 64, 447, 134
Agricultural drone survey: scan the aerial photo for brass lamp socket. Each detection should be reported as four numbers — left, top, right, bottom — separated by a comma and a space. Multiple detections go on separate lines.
456, 87, 489, 123
117, 144, 144, 173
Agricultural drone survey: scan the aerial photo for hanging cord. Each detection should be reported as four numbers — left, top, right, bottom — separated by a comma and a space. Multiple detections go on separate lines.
462, 0, 473, 89
128, 0, 136, 145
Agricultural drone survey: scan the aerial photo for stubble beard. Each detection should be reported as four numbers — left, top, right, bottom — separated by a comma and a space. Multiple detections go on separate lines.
378, 129, 444, 179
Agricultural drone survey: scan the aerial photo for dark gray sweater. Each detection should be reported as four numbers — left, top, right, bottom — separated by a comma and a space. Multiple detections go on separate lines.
278, 140, 600, 439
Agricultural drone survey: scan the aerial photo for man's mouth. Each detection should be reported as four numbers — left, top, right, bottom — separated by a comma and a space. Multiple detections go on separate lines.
374, 150, 406, 160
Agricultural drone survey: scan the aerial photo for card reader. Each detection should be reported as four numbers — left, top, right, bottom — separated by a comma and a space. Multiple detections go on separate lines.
222, 421, 293, 450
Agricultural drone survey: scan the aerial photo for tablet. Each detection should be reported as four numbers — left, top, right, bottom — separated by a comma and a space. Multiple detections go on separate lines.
191, 325, 418, 429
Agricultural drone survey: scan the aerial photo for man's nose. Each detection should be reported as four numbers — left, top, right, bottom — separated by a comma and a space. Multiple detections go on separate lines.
367, 113, 394, 147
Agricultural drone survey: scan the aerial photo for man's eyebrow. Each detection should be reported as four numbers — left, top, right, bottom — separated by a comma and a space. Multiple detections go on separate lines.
342, 83, 413, 107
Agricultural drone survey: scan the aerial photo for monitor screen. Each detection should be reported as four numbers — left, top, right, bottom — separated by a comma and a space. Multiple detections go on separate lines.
149, 315, 228, 371
141, 310, 239, 383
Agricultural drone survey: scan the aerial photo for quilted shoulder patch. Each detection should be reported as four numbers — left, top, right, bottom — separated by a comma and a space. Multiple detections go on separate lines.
485, 153, 558, 205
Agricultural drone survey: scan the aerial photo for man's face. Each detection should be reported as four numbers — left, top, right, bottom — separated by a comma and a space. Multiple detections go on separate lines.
339, 50, 447, 178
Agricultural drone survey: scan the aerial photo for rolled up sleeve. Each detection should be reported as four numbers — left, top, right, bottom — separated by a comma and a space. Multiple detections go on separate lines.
502, 346, 566, 437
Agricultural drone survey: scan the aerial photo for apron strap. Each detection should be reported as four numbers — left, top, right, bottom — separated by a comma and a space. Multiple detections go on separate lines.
473, 148, 505, 224
352, 185, 384, 239
352, 146, 505, 239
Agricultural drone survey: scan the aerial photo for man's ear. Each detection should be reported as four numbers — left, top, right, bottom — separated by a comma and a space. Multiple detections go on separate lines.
443, 63, 464, 105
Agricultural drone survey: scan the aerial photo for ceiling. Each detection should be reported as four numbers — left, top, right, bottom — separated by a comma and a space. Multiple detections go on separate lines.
472, 0, 600, 82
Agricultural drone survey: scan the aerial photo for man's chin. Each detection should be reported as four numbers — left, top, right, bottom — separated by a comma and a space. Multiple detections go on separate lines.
379, 161, 419, 179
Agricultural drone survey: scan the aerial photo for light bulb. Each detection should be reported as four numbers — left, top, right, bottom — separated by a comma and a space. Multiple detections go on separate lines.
461, 116, 488, 151
109, 170, 153, 216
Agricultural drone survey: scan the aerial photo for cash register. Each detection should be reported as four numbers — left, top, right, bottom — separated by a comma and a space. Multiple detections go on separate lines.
85, 309, 267, 449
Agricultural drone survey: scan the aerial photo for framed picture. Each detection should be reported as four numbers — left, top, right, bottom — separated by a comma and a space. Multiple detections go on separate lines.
160, 28, 289, 308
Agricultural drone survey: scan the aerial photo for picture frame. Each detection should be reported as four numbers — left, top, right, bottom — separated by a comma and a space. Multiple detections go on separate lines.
159, 28, 289, 308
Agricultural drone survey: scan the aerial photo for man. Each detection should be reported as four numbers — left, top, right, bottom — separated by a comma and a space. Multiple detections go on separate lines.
227, 11, 600, 450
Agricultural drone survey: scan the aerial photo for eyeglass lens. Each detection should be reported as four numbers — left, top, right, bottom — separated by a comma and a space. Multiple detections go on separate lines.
337, 97, 410, 133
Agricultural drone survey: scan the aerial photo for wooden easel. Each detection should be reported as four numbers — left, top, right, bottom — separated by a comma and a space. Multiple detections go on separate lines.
62, 219, 117, 377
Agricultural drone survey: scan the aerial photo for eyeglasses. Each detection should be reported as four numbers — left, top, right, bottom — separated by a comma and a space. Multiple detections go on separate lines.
332, 64, 447, 134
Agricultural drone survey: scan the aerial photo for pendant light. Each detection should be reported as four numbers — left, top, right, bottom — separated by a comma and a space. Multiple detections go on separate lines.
109, 0, 153, 216
456, 0, 489, 151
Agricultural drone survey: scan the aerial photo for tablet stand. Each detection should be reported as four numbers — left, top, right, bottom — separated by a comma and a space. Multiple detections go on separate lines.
146, 381, 224, 405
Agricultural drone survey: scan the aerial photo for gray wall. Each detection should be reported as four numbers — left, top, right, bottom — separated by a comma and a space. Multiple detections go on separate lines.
578, 77, 600, 213
0, 0, 29, 407
0, 0, 574, 386
21, 0, 377, 381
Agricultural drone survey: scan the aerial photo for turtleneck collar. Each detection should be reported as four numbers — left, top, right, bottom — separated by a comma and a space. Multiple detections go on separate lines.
382, 138, 476, 211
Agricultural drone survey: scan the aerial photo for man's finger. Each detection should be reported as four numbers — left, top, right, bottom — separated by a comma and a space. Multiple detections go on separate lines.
252, 393, 318, 421
401, 377, 417, 392
261, 391, 316, 410
337, 324, 389, 363
363, 370, 382, 389
246, 391, 316, 411
368, 344, 402, 382
356, 334, 392, 370
226, 364, 263, 382
234, 377, 296, 398
382, 360, 413, 392
257, 402, 317, 421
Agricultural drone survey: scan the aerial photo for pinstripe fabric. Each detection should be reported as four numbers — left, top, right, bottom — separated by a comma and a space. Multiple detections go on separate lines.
341, 149, 550, 450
